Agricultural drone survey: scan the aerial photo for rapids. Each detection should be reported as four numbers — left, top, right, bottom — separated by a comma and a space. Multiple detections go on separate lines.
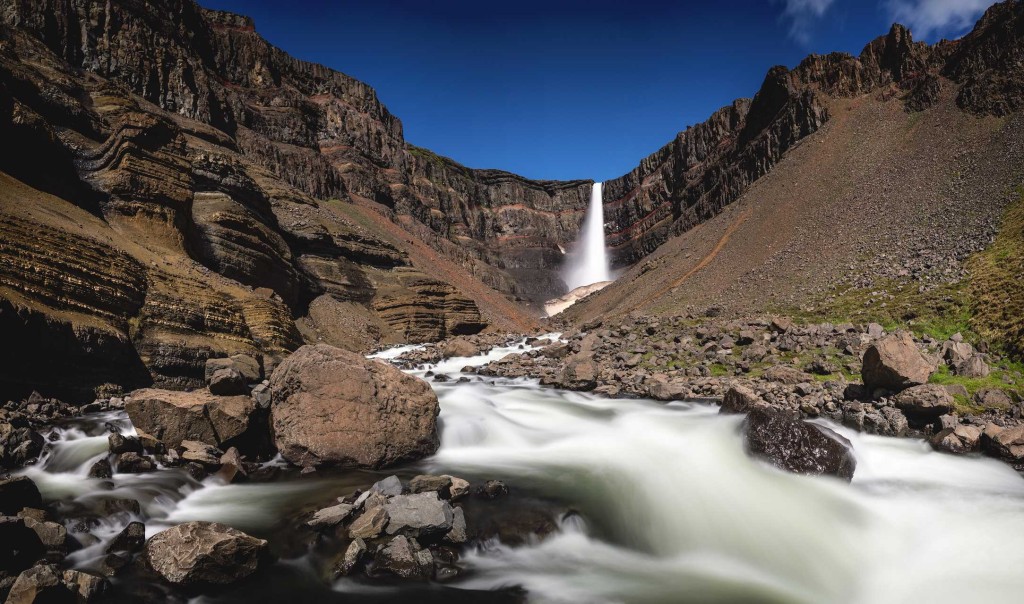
16, 338, 1024, 603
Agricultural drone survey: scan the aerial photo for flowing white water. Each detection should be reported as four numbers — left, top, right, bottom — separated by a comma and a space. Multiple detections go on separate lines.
563, 182, 611, 290
18, 341, 1024, 603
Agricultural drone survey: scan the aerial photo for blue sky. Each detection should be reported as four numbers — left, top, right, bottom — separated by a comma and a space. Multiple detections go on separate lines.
200, 0, 999, 182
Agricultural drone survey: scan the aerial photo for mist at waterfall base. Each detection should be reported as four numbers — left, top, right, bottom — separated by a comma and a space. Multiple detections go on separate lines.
562, 182, 612, 291
19, 339, 1024, 603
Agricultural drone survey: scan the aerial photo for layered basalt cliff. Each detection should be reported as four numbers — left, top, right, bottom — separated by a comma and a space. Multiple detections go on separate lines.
1, 0, 593, 304
601, 4, 1024, 267
0, 8, 500, 399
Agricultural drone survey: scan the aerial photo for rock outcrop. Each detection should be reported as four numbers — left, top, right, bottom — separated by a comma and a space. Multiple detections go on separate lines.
268, 344, 440, 468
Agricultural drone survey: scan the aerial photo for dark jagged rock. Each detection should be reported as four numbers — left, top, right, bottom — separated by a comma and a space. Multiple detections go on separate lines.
743, 408, 857, 481
0, 476, 42, 515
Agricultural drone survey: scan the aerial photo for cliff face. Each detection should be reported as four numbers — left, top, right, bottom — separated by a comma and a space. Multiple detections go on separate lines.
600, 5, 1024, 267
0, 0, 593, 305
0, 2, 511, 399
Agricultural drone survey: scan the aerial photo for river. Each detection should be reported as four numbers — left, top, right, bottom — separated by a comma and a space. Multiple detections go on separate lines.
18, 338, 1024, 603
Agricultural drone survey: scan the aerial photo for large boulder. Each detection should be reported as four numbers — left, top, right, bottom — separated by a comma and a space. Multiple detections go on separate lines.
143, 521, 268, 587
125, 389, 260, 452
744, 408, 856, 481
893, 384, 956, 420
269, 344, 439, 468
861, 332, 934, 393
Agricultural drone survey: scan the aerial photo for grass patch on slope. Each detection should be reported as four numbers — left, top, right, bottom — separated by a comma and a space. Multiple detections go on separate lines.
969, 185, 1024, 359
787, 185, 1024, 361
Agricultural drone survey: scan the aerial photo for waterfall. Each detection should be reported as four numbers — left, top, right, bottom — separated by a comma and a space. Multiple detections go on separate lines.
563, 182, 611, 291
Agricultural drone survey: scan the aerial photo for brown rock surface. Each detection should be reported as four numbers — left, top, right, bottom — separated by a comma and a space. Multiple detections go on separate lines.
126, 389, 258, 451
143, 521, 268, 586
269, 344, 439, 468
862, 333, 935, 393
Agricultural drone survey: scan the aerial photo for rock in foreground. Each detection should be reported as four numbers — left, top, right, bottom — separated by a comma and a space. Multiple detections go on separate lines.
269, 344, 440, 468
744, 408, 857, 481
143, 521, 268, 587
126, 389, 259, 451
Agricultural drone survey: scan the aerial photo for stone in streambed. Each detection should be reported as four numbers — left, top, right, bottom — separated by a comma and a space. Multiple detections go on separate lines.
106, 521, 146, 554
125, 389, 259, 452
408, 474, 452, 497
107, 433, 142, 455
333, 538, 367, 577
307, 503, 355, 530
743, 408, 856, 481
5, 563, 107, 603
348, 505, 389, 540
143, 521, 268, 587
0, 476, 42, 515
374, 535, 433, 580
269, 344, 439, 469
384, 492, 454, 538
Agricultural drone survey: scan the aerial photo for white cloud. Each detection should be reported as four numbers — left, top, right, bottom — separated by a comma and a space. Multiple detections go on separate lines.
780, 0, 837, 45
886, 0, 999, 40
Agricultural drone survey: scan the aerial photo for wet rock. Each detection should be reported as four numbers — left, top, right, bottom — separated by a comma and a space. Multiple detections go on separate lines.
720, 385, 765, 415
333, 538, 366, 577
0, 476, 42, 515
269, 344, 440, 468
476, 480, 509, 499
384, 492, 454, 538
0, 517, 45, 573
931, 425, 982, 454
115, 452, 155, 473
208, 368, 247, 396
107, 433, 142, 455
307, 503, 355, 530
348, 505, 389, 540
893, 384, 956, 420
445, 507, 467, 544
0, 428, 44, 469
370, 475, 404, 497
179, 441, 223, 467
6, 563, 107, 603
22, 517, 69, 556
982, 424, 1024, 461
408, 475, 452, 497
106, 521, 145, 554
126, 389, 260, 452
143, 521, 268, 587
373, 535, 433, 580
862, 332, 934, 393
445, 476, 471, 501
98, 498, 141, 516
215, 447, 248, 484
743, 408, 856, 481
